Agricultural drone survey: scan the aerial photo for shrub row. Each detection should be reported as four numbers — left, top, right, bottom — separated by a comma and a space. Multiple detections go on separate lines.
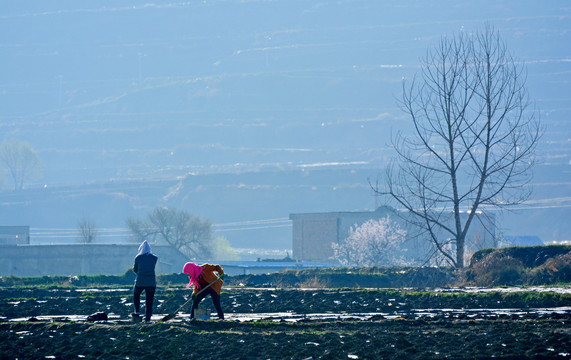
471, 245, 571, 268
467, 245, 571, 286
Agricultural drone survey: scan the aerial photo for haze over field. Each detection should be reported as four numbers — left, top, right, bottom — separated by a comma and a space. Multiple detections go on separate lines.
0, 1, 569, 253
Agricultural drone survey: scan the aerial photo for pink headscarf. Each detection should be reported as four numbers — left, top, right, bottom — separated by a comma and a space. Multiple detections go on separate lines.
182, 262, 203, 289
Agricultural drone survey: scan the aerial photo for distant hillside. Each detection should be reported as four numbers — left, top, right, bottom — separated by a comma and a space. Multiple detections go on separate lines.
0, 1, 569, 251
1, 1, 569, 186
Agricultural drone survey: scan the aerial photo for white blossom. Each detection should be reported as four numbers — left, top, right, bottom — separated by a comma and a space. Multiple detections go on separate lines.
332, 216, 408, 267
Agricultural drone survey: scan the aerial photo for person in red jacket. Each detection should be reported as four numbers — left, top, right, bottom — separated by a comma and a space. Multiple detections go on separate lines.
182, 262, 225, 320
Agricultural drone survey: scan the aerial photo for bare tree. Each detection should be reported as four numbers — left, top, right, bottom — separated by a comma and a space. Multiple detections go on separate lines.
77, 218, 98, 244
376, 26, 541, 268
0, 139, 43, 191
127, 206, 212, 259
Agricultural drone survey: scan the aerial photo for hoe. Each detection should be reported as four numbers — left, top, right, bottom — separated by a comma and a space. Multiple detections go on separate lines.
161, 276, 221, 322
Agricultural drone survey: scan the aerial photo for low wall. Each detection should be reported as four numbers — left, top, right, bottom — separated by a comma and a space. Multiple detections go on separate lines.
0, 244, 188, 276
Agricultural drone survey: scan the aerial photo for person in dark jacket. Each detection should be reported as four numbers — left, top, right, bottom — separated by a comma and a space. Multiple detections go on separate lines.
132, 240, 158, 322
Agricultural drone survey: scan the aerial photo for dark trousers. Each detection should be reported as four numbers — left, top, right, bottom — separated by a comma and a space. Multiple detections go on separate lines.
134, 286, 156, 321
191, 287, 224, 320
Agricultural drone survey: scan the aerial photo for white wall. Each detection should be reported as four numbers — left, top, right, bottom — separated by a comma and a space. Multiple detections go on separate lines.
0, 244, 187, 276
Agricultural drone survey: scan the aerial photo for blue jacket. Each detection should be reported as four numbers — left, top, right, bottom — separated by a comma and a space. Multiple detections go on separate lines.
133, 253, 158, 287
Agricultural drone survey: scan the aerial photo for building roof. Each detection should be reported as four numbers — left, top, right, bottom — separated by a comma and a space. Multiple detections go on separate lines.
504, 236, 543, 246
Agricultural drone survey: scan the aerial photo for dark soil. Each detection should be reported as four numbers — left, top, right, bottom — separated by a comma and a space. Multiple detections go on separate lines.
2, 287, 570, 319
1, 285, 570, 359
2, 316, 569, 359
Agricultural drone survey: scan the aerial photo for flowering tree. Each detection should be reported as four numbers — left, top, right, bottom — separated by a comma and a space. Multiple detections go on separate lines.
332, 216, 408, 266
